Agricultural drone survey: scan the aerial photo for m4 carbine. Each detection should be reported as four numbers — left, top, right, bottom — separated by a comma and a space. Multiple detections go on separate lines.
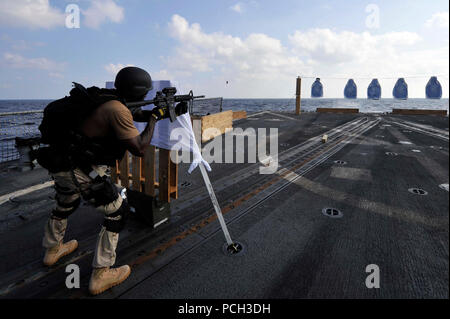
126, 87, 204, 122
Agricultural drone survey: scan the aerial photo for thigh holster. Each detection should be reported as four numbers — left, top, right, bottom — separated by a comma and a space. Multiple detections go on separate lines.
88, 175, 119, 207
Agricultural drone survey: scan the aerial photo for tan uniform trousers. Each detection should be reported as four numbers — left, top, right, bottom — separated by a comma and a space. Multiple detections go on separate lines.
42, 165, 123, 268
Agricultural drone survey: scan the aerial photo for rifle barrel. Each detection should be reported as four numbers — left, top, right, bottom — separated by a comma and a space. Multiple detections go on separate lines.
126, 95, 205, 109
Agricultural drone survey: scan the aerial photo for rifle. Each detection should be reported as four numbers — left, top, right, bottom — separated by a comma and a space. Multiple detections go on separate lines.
125, 87, 205, 122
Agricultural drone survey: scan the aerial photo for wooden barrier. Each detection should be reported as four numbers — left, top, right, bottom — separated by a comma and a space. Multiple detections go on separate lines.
232, 110, 247, 121
110, 146, 178, 203
316, 108, 359, 114
192, 110, 233, 143
392, 109, 447, 116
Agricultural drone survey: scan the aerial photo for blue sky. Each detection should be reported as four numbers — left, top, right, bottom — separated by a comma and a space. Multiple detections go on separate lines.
0, 0, 448, 99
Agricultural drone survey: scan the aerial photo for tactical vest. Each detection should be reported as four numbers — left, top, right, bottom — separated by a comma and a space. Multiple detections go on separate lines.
38, 83, 127, 170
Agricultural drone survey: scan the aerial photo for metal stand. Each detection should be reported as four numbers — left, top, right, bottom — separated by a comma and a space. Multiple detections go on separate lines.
199, 162, 240, 252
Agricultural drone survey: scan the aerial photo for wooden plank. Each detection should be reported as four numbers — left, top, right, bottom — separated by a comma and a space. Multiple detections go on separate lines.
131, 156, 141, 191
143, 145, 156, 196
201, 110, 233, 142
118, 151, 129, 188
316, 108, 359, 114
170, 150, 178, 199
232, 110, 247, 121
159, 148, 170, 202
392, 109, 447, 116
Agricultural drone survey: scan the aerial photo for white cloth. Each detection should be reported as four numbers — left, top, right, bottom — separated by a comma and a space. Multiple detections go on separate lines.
106, 81, 210, 173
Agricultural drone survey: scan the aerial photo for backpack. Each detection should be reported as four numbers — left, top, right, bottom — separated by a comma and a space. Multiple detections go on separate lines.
39, 82, 121, 145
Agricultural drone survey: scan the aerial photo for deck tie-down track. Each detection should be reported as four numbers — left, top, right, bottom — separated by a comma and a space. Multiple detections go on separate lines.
198, 117, 381, 233
174, 116, 373, 213
386, 118, 449, 141
0, 116, 380, 298
108, 117, 381, 299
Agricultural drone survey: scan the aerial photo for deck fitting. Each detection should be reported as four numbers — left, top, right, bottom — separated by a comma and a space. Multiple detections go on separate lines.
322, 207, 343, 218
223, 242, 245, 256
333, 160, 347, 165
385, 152, 398, 156
408, 188, 428, 196
181, 181, 192, 188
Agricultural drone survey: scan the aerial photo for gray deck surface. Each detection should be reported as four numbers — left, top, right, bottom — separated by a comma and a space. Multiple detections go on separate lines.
0, 111, 448, 299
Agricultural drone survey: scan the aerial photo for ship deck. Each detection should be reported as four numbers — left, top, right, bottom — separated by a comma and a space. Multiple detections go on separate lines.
0, 111, 448, 299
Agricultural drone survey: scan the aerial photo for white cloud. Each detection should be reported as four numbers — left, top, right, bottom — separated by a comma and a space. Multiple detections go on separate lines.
49, 72, 64, 79
230, 3, 243, 13
104, 63, 134, 75
288, 29, 422, 65
0, 0, 124, 29
425, 12, 449, 29
3, 53, 65, 71
162, 15, 448, 98
167, 15, 305, 79
83, 0, 124, 29
288, 28, 447, 97
0, 0, 65, 29
152, 69, 173, 81
1, 35, 46, 52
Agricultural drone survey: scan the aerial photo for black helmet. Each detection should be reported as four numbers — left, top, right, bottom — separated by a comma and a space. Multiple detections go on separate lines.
114, 66, 153, 101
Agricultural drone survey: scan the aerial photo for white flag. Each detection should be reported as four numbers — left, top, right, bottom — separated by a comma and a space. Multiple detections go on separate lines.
106, 80, 211, 173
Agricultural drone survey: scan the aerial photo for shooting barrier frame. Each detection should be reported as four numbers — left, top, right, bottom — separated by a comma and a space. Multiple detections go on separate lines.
109, 146, 178, 203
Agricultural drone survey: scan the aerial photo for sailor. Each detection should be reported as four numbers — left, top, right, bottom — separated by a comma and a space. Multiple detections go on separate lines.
38, 67, 187, 295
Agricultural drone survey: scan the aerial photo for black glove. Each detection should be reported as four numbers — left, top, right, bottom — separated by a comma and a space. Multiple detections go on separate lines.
175, 101, 188, 116
150, 106, 167, 120
151, 102, 188, 121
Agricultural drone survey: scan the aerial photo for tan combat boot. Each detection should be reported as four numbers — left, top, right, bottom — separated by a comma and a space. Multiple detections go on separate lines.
89, 265, 131, 295
43, 240, 78, 266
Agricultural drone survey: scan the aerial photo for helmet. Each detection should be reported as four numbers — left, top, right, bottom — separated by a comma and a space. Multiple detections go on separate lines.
114, 67, 153, 101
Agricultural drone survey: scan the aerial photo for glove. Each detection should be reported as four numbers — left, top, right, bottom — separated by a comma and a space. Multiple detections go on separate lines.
151, 102, 188, 121
175, 101, 188, 116
150, 106, 168, 121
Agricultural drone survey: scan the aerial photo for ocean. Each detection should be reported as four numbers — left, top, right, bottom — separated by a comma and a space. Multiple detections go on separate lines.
0, 98, 449, 163
0, 98, 449, 114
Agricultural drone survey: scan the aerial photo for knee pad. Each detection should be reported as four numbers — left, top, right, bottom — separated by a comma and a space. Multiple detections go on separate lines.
102, 199, 130, 233
52, 196, 80, 219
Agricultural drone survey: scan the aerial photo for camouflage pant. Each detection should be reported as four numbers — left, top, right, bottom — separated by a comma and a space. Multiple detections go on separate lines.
42, 165, 124, 268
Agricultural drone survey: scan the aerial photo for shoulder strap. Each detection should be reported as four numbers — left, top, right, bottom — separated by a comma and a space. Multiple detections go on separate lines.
70, 82, 124, 106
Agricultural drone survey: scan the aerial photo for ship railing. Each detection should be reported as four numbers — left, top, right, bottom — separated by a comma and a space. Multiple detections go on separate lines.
0, 97, 224, 164
190, 97, 223, 116
0, 110, 43, 164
